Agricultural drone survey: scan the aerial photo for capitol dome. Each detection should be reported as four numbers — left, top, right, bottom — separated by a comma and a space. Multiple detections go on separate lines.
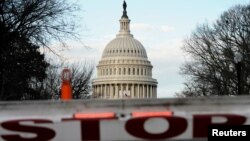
102, 37, 147, 58
92, 1, 158, 99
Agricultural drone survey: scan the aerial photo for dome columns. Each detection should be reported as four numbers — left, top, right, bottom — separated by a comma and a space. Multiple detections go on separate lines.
93, 83, 157, 99
118, 19, 132, 37
97, 64, 153, 77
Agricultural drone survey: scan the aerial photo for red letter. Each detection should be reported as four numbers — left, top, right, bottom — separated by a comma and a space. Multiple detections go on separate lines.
193, 114, 246, 138
1, 119, 55, 141
125, 116, 187, 140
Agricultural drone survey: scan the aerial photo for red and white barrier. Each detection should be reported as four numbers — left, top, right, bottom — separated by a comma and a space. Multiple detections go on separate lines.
0, 96, 250, 141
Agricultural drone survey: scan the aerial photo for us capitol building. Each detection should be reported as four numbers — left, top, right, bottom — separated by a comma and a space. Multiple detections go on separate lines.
92, 1, 158, 99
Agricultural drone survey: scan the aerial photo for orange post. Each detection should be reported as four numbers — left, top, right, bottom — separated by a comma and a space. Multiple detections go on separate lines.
61, 68, 72, 100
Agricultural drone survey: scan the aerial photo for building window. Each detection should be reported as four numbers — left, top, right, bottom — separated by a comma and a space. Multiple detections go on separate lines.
110, 68, 112, 75
124, 68, 126, 75
128, 68, 130, 75
137, 68, 139, 75
133, 68, 135, 75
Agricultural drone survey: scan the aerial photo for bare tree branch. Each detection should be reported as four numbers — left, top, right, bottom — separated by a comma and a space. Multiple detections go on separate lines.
180, 4, 250, 96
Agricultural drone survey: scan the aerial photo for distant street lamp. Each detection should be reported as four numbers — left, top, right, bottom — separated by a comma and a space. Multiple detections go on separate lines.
234, 52, 243, 95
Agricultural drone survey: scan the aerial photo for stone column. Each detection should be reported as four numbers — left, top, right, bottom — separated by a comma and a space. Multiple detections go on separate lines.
131, 84, 134, 98
150, 85, 152, 98
104, 84, 107, 99
98, 85, 100, 98
126, 84, 129, 97
107, 84, 110, 98
142, 84, 145, 98
155, 86, 157, 98
137, 84, 140, 98
147, 85, 149, 98
96, 85, 98, 98
101, 84, 103, 98
153, 86, 155, 98
114, 84, 117, 99
119, 84, 123, 98
95, 86, 97, 98
92, 86, 95, 98
95, 85, 97, 98
110, 84, 113, 99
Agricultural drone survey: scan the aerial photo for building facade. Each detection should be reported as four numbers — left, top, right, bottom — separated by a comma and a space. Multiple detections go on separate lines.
92, 1, 158, 99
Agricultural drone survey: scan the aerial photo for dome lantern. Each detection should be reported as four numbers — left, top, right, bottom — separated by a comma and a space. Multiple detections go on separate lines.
117, 0, 133, 37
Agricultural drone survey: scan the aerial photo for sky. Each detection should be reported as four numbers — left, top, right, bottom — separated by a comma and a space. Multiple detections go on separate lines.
54, 0, 250, 98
